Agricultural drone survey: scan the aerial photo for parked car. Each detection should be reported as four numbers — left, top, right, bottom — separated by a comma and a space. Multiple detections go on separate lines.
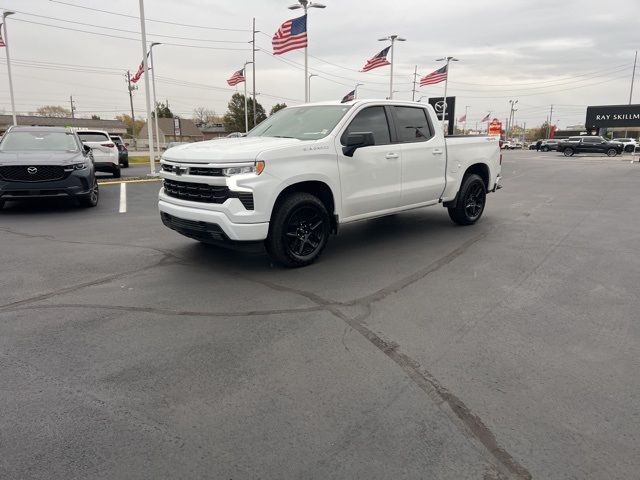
110, 135, 129, 167
159, 100, 502, 267
501, 141, 513, 150
76, 130, 120, 177
540, 140, 559, 151
556, 136, 623, 157
611, 138, 637, 153
0, 126, 99, 210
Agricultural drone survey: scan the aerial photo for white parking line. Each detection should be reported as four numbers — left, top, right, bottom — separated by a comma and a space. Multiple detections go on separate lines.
119, 183, 127, 213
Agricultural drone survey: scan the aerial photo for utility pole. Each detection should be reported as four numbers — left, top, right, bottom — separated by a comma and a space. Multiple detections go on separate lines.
508, 99, 518, 140
126, 71, 137, 149
2, 11, 17, 126
412, 65, 418, 101
547, 104, 554, 139
252, 18, 257, 126
629, 50, 637, 104
69, 95, 76, 119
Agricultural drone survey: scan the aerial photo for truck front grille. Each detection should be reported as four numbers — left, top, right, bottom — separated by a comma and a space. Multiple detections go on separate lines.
161, 164, 223, 176
0, 165, 67, 182
163, 179, 254, 210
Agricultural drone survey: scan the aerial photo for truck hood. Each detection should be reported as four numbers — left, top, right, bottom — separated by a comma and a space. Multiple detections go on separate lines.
0, 151, 84, 166
162, 137, 304, 163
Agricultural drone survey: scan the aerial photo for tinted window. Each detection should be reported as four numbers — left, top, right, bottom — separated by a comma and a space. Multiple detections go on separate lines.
583, 137, 601, 143
394, 107, 433, 143
77, 132, 110, 142
342, 107, 390, 145
110, 136, 123, 145
0, 131, 79, 152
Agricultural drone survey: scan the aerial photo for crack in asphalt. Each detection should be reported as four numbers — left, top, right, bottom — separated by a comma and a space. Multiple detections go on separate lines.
0, 223, 531, 479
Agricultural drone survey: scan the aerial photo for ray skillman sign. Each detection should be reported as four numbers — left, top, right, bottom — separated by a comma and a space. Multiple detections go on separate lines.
586, 104, 640, 128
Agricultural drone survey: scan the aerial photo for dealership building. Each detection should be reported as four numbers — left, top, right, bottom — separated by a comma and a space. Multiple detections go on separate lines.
585, 104, 640, 139
0, 115, 127, 136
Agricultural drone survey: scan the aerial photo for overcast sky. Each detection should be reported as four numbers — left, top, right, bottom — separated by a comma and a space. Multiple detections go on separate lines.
1, 0, 638, 128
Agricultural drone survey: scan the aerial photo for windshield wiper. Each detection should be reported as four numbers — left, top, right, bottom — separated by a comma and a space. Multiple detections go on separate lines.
270, 135, 296, 139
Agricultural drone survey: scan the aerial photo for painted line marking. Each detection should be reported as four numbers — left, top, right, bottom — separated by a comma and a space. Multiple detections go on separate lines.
98, 178, 162, 185
119, 183, 127, 214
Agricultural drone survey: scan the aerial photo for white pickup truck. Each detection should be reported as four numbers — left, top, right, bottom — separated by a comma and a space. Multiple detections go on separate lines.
159, 100, 502, 267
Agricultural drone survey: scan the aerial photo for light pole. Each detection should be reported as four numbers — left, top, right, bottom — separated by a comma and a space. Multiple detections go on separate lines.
308, 73, 318, 101
2, 11, 17, 126
354, 83, 364, 99
137, 0, 155, 176
288, 0, 325, 103
244, 61, 254, 133
150, 42, 162, 158
435, 56, 459, 128
378, 35, 406, 100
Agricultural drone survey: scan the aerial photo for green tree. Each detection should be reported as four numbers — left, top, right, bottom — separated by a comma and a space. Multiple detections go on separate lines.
116, 114, 146, 137
270, 103, 287, 116
34, 105, 71, 117
154, 101, 173, 118
222, 93, 267, 133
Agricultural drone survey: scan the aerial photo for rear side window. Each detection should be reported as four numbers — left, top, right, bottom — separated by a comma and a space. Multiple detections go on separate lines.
77, 132, 109, 142
342, 106, 391, 145
393, 107, 433, 143
583, 137, 600, 143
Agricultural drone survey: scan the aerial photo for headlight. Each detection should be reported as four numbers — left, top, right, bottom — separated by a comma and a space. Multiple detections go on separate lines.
222, 161, 265, 176
67, 162, 87, 170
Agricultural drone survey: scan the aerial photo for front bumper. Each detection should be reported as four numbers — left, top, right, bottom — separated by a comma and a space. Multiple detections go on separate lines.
159, 197, 269, 242
0, 170, 93, 200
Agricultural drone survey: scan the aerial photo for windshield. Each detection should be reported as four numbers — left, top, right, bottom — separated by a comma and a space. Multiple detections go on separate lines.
247, 105, 352, 140
0, 131, 79, 152
77, 132, 109, 142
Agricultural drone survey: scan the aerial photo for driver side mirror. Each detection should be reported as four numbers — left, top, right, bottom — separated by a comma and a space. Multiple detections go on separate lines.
82, 144, 92, 153
342, 132, 375, 157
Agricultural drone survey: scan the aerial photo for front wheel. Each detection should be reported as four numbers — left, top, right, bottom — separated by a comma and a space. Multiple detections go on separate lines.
112, 165, 121, 178
606, 148, 617, 157
78, 178, 99, 208
448, 174, 487, 226
541, 146, 549, 152
563, 148, 574, 157
265, 192, 330, 268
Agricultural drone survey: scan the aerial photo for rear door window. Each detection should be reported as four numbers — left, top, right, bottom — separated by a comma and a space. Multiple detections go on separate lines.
342, 106, 391, 145
392, 107, 433, 143
77, 132, 109, 142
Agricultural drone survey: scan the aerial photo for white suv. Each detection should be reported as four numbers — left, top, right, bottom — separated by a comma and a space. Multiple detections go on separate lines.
612, 138, 637, 153
76, 130, 120, 177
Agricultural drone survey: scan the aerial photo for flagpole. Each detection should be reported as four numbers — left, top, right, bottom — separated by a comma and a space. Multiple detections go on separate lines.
2, 12, 17, 126
463, 105, 468, 135
244, 61, 253, 133
150, 42, 162, 158
378, 35, 406, 100
354, 82, 363, 99
436, 56, 459, 133
288, 1, 325, 103
138, 0, 155, 176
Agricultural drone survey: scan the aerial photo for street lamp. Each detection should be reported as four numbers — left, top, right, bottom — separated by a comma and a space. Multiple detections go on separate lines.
435, 56, 459, 127
2, 11, 17, 125
308, 73, 318, 101
149, 42, 162, 159
288, 0, 326, 102
378, 34, 406, 100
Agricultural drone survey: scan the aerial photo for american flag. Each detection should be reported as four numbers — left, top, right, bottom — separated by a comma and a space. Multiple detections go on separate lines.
341, 90, 355, 103
227, 68, 245, 86
130, 61, 146, 84
458, 114, 467, 123
272, 15, 307, 55
420, 65, 448, 86
0, 24, 5, 48
361, 47, 391, 72
481, 113, 491, 122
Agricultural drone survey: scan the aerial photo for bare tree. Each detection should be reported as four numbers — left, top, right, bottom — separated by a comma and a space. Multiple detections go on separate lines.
34, 105, 72, 118
193, 107, 217, 125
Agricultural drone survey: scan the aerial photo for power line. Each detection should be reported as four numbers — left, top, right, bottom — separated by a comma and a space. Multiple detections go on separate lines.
48, 0, 251, 32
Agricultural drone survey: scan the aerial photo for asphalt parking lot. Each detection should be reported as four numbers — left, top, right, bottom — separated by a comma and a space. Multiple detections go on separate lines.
1, 150, 639, 480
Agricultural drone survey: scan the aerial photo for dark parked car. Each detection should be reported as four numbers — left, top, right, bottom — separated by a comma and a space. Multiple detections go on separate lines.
0, 126, 99, 210
556, 136, 623, 157
540, 140, 559, 151
110, 135, 129, 168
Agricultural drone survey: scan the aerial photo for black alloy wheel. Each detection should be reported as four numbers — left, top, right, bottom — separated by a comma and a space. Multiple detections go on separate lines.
448, 174, 487, 226
606, 148, 617, 157
563, 148, 574, 157
266, 192, 330, 267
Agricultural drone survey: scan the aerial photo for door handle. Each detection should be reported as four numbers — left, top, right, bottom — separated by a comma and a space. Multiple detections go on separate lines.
432, 149, 444, 155
385, 153, 399, 160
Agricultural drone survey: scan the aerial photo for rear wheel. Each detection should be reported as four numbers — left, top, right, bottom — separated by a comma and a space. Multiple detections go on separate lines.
79, 178, 99, 208
541, 146, 549, 152
265, 192, 330, 268
606, 148, 617, 157
448, 174, 487, 226
563, 148, 574, 157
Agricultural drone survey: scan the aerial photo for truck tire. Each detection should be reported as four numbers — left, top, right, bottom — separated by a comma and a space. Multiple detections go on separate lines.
265, 192, 330, 268
78, 178, 99, 208
606, 148, 617, 157
563, 147, 574, 157
448, 174, 486, 226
